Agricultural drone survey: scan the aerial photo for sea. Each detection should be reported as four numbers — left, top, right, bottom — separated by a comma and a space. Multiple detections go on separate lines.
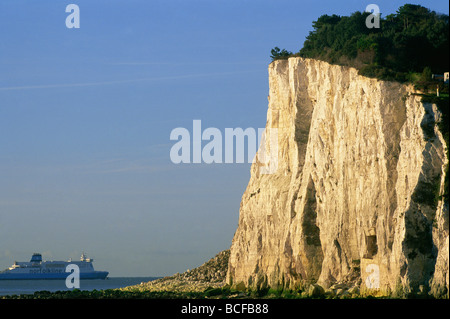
0, 277, 159, 296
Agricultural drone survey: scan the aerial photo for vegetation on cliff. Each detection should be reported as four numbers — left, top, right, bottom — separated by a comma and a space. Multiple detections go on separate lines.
272, 4, 449, 81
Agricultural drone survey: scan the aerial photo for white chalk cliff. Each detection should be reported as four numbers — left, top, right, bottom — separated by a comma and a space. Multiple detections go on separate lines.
227, 57, 449, 297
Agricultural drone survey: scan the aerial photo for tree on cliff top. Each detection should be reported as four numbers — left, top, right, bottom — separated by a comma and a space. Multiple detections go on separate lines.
270, 47, 293, 61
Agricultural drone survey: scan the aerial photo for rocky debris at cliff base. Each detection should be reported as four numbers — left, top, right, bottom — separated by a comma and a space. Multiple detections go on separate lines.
120, 250, 230, 293
118, 247, 443, 298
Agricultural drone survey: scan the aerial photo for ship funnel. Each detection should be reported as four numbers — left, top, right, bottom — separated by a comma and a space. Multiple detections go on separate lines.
30, 253, 42, 263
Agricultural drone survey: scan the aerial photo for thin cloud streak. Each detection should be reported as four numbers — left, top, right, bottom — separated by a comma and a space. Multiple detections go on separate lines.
109, 61, 267, 66
0, 70, 260, 91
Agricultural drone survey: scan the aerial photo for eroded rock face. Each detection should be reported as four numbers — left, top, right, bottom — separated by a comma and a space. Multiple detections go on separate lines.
227, 58, 448, 297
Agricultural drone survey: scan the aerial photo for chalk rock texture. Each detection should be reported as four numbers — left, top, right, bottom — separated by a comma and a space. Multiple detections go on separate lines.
227, 58, 448, 297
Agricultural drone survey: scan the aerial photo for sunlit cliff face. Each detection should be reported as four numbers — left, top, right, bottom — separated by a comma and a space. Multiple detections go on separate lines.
227, 57, 448, 297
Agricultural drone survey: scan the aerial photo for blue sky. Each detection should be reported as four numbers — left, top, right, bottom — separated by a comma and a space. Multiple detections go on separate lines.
0, 0, 448, 276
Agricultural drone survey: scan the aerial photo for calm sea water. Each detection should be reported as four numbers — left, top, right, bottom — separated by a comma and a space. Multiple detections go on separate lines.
0, 277, 158, 296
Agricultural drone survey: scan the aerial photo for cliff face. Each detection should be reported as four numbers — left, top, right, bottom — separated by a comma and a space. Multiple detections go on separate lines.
227, 57, 449, 297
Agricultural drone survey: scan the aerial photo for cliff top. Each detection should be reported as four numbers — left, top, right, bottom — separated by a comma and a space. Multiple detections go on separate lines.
271, 4, 449, 85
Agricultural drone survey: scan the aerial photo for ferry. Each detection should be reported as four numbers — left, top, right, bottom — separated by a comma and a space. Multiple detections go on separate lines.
0, 253, 109, 280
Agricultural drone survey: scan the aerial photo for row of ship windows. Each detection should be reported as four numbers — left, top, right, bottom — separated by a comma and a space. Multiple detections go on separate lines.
27, 264, 93, 268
